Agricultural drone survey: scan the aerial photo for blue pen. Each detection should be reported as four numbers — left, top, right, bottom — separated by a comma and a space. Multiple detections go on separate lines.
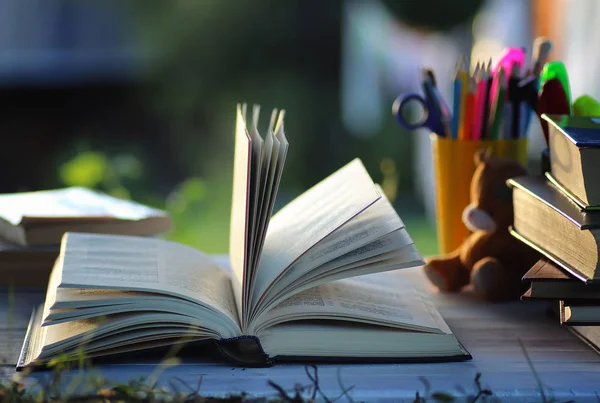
451, 59, 463, 139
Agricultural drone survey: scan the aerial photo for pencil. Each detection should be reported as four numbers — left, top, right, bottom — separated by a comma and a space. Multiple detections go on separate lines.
489, 67, 506, 140
472, 64, 487, 140
463, 75, 476, 140
451, 59, 463, 139
457, 57, 469, 140
480, 59, 493, 139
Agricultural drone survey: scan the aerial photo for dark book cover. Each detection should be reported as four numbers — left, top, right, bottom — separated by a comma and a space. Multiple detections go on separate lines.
560, 300, 600, 326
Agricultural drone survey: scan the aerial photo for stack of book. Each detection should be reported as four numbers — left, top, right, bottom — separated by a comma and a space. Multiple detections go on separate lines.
510, 114, 600, 353
0, 187, 172, 286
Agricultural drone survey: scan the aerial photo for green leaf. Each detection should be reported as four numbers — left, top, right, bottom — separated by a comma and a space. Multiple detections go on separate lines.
59, 152, 108, 188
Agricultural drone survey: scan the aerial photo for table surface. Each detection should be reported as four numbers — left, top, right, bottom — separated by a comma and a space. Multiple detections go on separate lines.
1, 267, 600, 402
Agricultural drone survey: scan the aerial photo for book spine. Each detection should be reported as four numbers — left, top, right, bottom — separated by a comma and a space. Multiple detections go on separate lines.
216, 335, 273, 367
16, 307, 37, 371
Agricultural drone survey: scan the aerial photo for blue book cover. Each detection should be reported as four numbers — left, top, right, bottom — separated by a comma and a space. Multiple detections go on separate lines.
543, 114, 600, 147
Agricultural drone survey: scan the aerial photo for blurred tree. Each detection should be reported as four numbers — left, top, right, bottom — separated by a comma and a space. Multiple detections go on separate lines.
132, 0, 345, 192
382, 0, 486, 32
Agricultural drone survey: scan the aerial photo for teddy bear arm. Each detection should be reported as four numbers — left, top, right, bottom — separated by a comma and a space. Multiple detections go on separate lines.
458, 232, 499, 269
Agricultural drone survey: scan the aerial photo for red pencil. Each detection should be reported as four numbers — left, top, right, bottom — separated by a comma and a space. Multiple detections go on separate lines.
471, 64, 489, 140
464, 76, 477, 140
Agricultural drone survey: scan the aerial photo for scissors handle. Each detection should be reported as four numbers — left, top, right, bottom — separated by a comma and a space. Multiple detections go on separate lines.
393, 93, 430, 130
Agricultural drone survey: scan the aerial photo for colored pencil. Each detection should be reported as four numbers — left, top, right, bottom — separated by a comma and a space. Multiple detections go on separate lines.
472, 64, 488, 140
489, 67, 506, 140
463, 75, 477, 140
480, 59, 493, 139
457, 57, 469, 140
451, 59, 463, 139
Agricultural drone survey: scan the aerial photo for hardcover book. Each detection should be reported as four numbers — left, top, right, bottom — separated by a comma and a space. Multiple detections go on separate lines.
508, 175, 600, 283
544, 114, 600, 209
522, 258, 600, 300
17, 105, 470, 368
560, 300, 600, 326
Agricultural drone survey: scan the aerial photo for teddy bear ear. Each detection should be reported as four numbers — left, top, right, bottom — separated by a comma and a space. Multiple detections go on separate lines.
474, 148, 492, 166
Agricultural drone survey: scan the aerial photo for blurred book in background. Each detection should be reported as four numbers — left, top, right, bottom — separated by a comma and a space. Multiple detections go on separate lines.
0, 187, 171, 286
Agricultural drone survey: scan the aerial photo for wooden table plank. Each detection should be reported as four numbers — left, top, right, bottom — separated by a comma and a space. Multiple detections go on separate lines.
1, 268, 599, 402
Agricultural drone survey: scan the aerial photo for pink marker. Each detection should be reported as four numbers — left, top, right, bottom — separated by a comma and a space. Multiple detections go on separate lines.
490, 48, 525, 111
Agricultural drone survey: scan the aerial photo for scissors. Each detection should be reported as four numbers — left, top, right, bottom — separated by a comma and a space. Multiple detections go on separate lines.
393, 75, 450, 136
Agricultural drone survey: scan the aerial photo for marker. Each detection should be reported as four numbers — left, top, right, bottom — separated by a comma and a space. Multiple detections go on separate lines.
540, 61, 572, 111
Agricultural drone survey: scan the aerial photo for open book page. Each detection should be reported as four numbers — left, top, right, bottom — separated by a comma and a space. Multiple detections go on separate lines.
293, 230, 419, 286
251, 270, 448, 336
253, 188, 406, 314
258, 241, 422, 315
32, 311, 216, 363
229, 104, 252, 318
252, 159, 381, 311
43, 296, 242, 339
56, 233, 241, 333
301, 244, 422, 288
52, 288, 151, 309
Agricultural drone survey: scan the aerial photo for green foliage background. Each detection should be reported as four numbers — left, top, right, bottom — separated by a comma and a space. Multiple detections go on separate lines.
54, 0, 485, 255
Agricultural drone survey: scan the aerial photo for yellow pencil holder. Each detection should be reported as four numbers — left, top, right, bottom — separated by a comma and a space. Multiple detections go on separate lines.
430, 135, 528, 255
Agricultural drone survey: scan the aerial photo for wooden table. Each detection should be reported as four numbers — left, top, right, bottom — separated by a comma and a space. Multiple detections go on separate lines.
1, 267, 600, 402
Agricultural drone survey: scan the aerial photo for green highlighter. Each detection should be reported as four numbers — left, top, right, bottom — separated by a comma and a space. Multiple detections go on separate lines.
540, 61, 572, 113
573, 95, 600, 117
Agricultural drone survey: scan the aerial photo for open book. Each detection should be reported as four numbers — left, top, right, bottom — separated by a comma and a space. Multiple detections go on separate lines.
18, 105, 470, 368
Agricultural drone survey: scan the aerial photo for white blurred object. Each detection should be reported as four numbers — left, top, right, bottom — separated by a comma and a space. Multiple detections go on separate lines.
562, 0, 600, 104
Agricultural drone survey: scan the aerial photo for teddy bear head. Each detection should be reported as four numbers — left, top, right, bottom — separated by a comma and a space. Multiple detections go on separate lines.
462, 149, 527, 233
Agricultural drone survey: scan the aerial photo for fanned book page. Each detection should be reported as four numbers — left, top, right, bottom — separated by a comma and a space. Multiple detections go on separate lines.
229, 104, 288, 325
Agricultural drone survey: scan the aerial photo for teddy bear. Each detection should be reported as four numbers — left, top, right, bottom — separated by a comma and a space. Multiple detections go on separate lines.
424, 149, 540, 301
